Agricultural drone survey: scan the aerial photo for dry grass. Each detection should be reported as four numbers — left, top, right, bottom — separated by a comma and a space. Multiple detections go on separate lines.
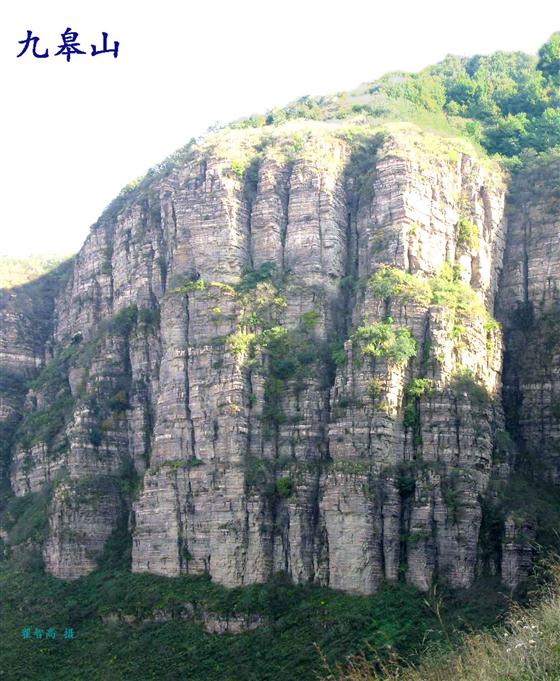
321, 562, 560, 681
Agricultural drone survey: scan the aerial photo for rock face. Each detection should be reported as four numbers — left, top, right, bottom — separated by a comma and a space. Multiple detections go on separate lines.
498, 155, 560, 482
0, 265, 71, 501
0, 120, 553, 594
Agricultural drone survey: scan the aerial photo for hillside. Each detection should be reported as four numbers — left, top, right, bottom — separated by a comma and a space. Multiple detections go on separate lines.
326, 562, 560, 681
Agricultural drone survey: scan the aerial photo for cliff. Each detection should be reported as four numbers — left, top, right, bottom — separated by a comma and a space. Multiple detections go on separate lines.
2, 118, 550, 597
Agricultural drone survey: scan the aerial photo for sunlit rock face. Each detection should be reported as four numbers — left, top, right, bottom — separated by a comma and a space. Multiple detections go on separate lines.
0, 121, 545, 593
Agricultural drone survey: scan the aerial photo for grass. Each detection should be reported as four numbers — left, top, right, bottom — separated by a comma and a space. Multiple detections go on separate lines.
0, 546, 519, 681
0, 560, 451, 681
322, 561, 560, 681
225, 82, 486, 159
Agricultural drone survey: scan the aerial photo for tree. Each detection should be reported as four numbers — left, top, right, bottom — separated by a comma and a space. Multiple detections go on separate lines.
484, 112, 529, 156
538, 32, 560, 83
528, 107, 560, 151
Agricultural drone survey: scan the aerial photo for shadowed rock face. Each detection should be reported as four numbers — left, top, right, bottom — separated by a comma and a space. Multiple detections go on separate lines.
0, 121, 548, 593
498, 157, 560, 483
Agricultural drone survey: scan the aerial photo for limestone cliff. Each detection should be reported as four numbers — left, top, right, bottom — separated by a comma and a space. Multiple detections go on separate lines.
0, 120, 549, 594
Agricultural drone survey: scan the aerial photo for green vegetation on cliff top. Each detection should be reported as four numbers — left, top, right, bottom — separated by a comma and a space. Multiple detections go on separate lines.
227, 33, 560, 167
99, 33, 560, 225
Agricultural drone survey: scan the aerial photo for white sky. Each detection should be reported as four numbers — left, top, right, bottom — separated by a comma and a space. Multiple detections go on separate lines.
1, 0, 558, 256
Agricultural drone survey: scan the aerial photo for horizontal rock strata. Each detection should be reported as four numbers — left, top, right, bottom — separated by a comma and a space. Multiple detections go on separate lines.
0, 121, 548, 594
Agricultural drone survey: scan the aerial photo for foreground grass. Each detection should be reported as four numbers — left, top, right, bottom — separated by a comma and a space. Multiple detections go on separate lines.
0, 562, 442, 681
324, 563, 560, 681
0, 554, 512, 681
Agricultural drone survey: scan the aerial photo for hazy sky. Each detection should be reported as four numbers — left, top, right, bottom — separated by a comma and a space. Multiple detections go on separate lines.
1, 1, 558, 256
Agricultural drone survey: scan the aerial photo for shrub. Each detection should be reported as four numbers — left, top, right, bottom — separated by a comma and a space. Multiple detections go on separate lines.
329, 560, 560, 680
0, 369, 27, 397
494, 430, 516, 463
137, 307, 160, 330
331, 343, 346, 368
354, 319, 417, 366
451, 369, 492, 407
354, 321, 393, 356
456, 216, 479, 251
15, 395, 74, 450
236, 261, 281, 293
384, 327, 417, 365
262, 377, 287, 429
442, 478, 462, 522
230, 159, 246, 178
227, 330, 257, 357
337, 394, 362, 410
368, 266, 431, 306
108, 390, 130, 413
511, 301, 535, 330
367, 378, 383, 401
158, 458, 203, 472
403, 403, 418, 429
89, 424, 103, 447
340, 275, 356, 290
430, 263, 499, 335
261, 326, 316, 381
300, 310, 320, 330
395, 465, 416, 496
368, 265, 500, 349
181, 545, 193, 562
243, 455, 274, 492
275, 477, 293, 498
265, 108, 288, 126
176, 278, 206, 294
168, 273, 205, 293
3, 484, 53, 545
405, 378, 435, 400
31, 342, 80, 395
105, 305, 138, 336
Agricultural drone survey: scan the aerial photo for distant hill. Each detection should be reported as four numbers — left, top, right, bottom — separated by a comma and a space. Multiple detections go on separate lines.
0, 254, 72, 289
